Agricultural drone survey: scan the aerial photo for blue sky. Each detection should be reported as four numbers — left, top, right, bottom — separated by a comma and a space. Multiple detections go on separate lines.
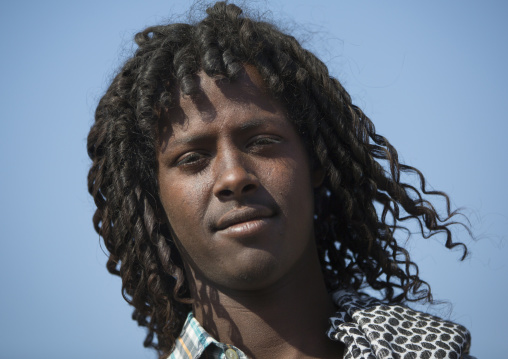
1, 1, 506, 358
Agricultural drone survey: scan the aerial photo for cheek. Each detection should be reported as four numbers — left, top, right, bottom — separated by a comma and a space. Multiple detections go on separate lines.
160, 171, 203, 210
158, 175, 212, 244
268, 157, 315, 221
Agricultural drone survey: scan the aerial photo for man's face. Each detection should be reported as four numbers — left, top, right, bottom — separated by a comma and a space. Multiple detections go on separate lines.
157, 66, 322, 291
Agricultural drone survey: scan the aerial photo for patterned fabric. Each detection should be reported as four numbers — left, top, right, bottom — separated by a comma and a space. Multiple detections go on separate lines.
168, 291, 475, 359
168, 312, 248, 359
327, 290, 475, 359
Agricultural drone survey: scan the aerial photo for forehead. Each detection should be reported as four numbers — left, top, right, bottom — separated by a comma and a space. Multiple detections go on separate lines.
159, 66, 288, 146
182, 66, 280, 120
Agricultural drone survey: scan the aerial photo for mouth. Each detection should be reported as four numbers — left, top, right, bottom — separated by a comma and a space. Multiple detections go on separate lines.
214, 205, 275, 232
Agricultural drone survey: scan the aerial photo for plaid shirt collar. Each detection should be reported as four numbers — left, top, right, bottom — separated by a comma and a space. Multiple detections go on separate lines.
168, 312, 248, 359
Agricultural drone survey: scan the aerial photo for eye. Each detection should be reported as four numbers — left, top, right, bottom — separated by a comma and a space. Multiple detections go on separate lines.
248, 135, 282, 149
174, 151, 208, 168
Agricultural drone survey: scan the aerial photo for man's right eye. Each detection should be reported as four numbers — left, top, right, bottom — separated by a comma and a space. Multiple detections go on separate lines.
175, 152, 207, 167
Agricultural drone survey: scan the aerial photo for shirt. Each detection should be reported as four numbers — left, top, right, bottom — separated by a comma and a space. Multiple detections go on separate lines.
168, 290, 474, 359
168, 312, 246, 359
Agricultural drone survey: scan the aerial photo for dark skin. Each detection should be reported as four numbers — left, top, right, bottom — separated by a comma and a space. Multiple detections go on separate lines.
158, 66, 344, 358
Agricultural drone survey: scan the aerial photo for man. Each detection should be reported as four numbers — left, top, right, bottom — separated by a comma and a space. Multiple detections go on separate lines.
87, 2, 474, 358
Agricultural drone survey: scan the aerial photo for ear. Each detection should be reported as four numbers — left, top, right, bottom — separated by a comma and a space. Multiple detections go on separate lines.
311, 166, 325, 188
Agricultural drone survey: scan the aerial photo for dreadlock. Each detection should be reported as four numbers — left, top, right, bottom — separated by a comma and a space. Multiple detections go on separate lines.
87, 2, 468, 357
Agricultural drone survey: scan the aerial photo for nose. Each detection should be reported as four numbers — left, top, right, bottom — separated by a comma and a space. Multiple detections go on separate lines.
212, 155, 260, 201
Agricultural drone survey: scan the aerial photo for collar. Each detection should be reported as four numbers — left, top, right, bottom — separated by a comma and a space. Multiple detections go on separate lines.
169, 291, 474, 359
327, 290, 474, 359
168, 312, 248, 359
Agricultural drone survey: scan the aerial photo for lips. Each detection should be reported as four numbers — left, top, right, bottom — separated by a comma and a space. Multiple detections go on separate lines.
214, 205, 274, 231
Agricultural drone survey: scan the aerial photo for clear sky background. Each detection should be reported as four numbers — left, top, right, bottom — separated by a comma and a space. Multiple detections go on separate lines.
1, 1, 506, 358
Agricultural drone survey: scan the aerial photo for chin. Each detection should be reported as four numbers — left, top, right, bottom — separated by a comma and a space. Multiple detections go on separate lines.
214, 256, 283, 292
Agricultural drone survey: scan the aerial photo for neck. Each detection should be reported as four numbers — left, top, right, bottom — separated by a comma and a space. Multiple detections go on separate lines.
186, 243, 344, 359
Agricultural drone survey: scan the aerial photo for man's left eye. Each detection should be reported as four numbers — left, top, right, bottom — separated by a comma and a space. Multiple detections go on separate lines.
249, 136, 281, 147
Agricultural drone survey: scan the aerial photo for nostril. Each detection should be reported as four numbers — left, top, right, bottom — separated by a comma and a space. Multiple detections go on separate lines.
219, 189, 234, 197
213, 167, 260, 199
242, 183, 257, 193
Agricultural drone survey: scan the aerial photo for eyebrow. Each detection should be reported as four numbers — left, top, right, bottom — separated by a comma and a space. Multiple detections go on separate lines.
238, 119, 266, 131
168, 117, 279, 147
169, 133, 214, 147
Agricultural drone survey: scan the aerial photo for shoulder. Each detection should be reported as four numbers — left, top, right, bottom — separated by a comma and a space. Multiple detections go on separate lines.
327, 290, 475, 359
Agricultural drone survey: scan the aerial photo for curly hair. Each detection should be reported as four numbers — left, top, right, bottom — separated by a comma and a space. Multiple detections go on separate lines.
87, 2, 468, 357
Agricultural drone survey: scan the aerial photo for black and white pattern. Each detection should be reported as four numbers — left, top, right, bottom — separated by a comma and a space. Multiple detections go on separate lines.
327, 290, 475, 359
